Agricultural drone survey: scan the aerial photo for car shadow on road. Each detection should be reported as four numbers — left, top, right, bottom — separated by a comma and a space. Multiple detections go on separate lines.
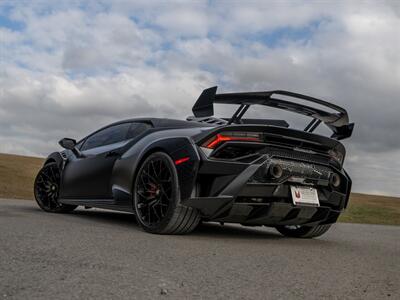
72, 208, 139, 226
20, 205, 139, 226
70, 209, 283, 239
193, 222, 283, 239
22, 206, 331, 241
71, 209, 284, 240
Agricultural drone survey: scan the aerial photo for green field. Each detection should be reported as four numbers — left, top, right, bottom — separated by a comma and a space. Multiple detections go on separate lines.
339, 193, 400, 225
0, 153, 398, 225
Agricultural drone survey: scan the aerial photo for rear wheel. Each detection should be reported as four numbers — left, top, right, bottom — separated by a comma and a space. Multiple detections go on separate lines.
133, 152, 200, 234
34, 162, 77, 213
275, 224, 332, 238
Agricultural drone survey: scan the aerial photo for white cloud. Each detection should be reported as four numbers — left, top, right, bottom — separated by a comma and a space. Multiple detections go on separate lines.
155, 8, 209, 38
0, 0, 399, 196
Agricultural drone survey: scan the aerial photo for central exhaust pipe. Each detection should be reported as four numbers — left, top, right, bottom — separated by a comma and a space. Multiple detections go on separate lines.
269, 164, 283, 179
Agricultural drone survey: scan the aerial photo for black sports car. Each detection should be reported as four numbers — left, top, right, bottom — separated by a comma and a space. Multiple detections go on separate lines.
34, 86, 354, 238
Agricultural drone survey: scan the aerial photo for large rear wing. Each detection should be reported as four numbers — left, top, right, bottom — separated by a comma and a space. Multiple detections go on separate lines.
192, 86, 354, 140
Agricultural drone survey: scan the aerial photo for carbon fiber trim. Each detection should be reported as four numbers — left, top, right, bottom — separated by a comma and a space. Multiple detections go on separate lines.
210, 143, 340, 168
250, 157, 335, 185
259, 146, 338, 168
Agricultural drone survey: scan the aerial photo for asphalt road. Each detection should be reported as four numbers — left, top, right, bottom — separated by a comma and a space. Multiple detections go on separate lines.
0, 199, 399, 300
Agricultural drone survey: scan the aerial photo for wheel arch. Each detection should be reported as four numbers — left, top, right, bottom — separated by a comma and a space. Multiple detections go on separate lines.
135, 146, 166, 172
113, 136, 201, 205
135, 137, 200, 201
44, 152, 65, 169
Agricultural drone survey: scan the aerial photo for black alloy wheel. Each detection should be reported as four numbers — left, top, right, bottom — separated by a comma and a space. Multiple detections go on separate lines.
136, 153, 172, 225
133, 152, 200, 234
34, 162, 77, 213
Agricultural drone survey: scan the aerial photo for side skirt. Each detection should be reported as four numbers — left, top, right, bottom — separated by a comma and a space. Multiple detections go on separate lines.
59, 198, 134, 213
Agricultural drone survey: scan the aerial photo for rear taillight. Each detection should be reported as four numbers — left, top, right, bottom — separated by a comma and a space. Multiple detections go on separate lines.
202, 132, 263, 149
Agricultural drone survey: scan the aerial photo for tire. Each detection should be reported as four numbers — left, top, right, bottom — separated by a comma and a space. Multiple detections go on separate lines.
275, 224, 332, 238
34, 162, 77, 213
133, 152, 201, 234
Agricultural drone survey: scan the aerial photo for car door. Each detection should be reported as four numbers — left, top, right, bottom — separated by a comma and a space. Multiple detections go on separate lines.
60, 122, 133, 199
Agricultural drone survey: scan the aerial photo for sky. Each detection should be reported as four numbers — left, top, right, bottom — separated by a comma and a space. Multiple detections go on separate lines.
0, 0, 399, 196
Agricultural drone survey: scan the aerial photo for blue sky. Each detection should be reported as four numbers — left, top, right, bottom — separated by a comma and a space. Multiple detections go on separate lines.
1, 0, 400, 196
0, 14, 24, 31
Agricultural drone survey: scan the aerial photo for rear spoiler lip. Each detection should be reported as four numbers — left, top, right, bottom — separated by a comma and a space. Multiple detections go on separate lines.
192, 86, 354, 140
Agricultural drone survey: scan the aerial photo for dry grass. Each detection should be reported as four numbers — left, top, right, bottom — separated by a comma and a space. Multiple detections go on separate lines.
339, 193, 400, 226
0, 153, 44, 200
0, 153, 399, 225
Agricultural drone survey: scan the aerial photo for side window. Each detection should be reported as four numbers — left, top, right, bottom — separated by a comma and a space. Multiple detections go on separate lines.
126, 123, 152, 139
81, 123, 131, 151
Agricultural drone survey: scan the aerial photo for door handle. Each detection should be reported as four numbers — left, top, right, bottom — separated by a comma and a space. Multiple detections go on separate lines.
105, 151, 120, 158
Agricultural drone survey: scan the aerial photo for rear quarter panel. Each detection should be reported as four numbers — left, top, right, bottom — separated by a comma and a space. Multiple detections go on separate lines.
111, 127, 210, 205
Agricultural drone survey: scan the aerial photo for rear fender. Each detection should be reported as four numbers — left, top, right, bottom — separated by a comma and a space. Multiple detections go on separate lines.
113, 137, 200, 203
144, 137, 200, 201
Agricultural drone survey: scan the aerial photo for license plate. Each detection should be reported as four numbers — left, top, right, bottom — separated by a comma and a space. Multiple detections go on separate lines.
290, 186, 320, 206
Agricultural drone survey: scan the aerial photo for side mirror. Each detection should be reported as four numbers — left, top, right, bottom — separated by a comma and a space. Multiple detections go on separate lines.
58, 138, 85, 158
59, 138, 76, 150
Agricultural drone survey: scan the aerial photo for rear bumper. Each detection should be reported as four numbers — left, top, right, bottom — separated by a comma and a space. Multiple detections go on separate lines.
182, 150, 351, 226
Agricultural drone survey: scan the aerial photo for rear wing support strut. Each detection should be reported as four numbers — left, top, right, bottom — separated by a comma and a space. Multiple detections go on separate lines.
304, 118, 322, 133
228, 104, 250, 125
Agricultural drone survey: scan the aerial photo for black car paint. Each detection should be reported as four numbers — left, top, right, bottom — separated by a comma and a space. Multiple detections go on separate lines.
52, 120, 210, 212
41, 107, 352, 226
53, 120, 345, 203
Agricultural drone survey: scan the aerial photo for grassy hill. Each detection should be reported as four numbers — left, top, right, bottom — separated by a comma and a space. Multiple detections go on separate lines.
0, 153, 44, 200
0, 153, 398, 225
339, 193, 400, 225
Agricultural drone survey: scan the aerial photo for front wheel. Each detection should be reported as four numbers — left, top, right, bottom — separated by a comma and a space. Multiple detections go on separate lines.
275, 224, 332, 238
34, 162, 77, 213
133, 152, 200, 234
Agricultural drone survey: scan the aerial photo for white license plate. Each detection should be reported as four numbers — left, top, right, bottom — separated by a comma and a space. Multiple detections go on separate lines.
290, 186, 320, 206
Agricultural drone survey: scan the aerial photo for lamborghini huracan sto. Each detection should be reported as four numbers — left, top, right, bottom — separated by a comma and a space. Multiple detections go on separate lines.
34, 86, 354, 238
